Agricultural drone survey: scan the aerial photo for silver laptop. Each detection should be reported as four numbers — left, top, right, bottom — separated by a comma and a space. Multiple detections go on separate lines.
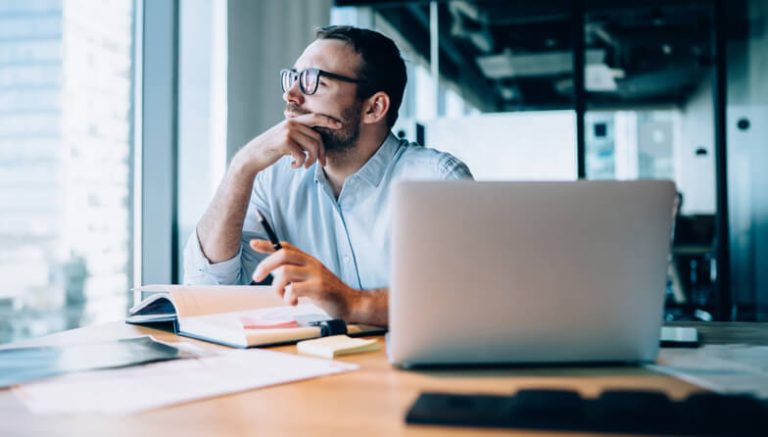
388, 180, 677, 367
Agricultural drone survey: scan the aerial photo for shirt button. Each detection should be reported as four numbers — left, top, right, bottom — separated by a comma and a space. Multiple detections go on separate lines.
343, 255, 351, 263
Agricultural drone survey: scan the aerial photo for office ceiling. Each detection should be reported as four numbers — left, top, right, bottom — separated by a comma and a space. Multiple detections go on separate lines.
335, 0, 744, 112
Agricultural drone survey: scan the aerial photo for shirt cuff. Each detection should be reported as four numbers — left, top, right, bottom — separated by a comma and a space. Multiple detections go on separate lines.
182, 230, 244, 285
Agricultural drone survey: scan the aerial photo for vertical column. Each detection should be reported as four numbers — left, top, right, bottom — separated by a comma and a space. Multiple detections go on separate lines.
573, 0, 586, 179
138, 0, 179, 289
713, 0, 731, 320
430, 1, 441, 118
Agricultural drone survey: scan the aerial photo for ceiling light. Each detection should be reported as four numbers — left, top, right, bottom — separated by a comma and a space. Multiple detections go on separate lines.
476, 49, 605, 79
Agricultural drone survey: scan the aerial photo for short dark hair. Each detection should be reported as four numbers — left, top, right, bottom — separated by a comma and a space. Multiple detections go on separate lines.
316, 25, 407, 128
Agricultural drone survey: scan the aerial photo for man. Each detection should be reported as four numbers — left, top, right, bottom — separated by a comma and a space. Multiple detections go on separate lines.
184, 25, 472, 326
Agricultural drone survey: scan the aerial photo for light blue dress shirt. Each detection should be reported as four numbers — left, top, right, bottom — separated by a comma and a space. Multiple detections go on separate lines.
183, 133, 473, 289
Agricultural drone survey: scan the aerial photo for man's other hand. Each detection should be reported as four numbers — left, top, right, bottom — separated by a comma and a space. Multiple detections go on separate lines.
250, 239, 357, 320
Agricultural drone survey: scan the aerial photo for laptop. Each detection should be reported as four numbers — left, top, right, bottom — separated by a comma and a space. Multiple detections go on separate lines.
388, 180, 677, 367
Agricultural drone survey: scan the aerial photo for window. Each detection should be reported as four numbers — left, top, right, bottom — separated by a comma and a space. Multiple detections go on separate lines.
0, 0, 135, 343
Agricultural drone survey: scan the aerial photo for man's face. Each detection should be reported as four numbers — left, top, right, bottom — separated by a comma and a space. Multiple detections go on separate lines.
283, 39, 364, 154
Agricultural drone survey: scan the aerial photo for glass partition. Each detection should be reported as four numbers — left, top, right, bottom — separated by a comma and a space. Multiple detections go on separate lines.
727, 0, 768, 320
583, 1, 719, 321
334, 0, 767, 321
334, 1, 577, 181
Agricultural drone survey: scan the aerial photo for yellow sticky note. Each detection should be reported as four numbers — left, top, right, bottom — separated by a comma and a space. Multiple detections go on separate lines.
297, 335, 381, 359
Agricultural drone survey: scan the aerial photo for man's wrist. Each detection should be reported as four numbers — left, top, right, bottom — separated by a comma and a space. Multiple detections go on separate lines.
341, 286, 363, 322
229, 152, 260, 180
342, 287, 388, 326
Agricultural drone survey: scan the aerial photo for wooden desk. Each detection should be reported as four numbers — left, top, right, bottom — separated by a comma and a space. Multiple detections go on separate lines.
0, 322, 751, 437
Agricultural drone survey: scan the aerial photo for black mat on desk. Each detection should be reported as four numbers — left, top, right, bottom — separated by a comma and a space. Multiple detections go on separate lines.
405, 389, 767, 436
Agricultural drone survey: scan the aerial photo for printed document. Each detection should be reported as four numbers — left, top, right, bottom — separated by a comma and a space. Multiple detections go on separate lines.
13, 348, 357, 415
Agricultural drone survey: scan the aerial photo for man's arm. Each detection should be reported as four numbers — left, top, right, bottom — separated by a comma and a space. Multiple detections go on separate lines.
195, 114, 340, 264
250, 239, 389, 326
347, 287, 388, 326
195, 160, 256, 263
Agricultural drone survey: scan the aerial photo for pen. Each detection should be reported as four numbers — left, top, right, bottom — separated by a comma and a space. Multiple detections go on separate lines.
255, 209, 283, 251
251, 209, 282, 287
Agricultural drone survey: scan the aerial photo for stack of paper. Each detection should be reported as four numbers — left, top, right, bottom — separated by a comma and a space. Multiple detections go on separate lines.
650, 344, 768, 397
13, 349, 358, 415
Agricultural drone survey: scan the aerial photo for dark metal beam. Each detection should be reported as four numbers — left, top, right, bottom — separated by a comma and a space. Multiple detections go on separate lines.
713, 0, 731, 320
573, 0, 586, 179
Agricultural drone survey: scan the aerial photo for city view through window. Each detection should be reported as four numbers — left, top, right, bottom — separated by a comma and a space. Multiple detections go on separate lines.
0, 0, 134, 343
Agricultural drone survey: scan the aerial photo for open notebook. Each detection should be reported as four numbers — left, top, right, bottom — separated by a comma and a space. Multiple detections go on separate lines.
126, 285, 385, 348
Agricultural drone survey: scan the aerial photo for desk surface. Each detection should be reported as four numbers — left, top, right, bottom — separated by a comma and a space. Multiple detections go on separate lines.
1, 321, 763, 437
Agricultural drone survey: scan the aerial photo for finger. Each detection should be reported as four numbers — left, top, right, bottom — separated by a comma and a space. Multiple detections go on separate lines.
250, 239, 277, 254
314, 135, 326, 167
291, 123, 326, 166
274, 242, 311, 261
270, 268, 289, 300
288, 121, 327, 167
292, 112, 342, 130
272, 269, 305, 306
290, 129, 321, 169
275, 265, 308, 282
275, 241, 301, 252
287, 280, 309, 297
251, 250, 307, 282
283, 284, 299, 306
292, 121, 323, 141
285, 140, 306, 168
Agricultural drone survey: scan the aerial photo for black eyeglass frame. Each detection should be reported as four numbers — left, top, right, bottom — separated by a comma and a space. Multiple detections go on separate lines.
280, 68, 364, 95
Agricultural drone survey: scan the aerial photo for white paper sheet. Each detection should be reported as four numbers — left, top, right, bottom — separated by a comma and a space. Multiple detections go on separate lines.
13, 349, 357, 415
649, 344, 768, 397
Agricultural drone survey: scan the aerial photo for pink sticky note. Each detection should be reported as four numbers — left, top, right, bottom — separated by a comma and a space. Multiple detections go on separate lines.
240, 317, 299, 329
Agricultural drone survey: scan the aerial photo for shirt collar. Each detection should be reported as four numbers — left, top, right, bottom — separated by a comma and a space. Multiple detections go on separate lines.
314, 132, 400, 187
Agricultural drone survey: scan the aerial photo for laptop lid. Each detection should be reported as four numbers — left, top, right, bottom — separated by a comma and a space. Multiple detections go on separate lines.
388, 180, 677, 367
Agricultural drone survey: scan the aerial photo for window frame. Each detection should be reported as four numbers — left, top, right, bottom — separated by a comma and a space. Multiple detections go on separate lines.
134, 0, 180, 301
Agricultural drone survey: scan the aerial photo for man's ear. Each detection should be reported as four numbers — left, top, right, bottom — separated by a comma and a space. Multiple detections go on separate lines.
361, 91, 390, 125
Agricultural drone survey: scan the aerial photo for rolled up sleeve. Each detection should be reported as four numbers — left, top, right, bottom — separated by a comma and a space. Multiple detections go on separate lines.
182, 228, 246, 285
183, 168, 274, 285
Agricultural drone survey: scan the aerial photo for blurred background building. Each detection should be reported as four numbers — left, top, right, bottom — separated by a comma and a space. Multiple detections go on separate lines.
0, 0, 133, 342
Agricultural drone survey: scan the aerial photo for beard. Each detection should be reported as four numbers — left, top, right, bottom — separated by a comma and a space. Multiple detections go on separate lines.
285, 102, 362, 154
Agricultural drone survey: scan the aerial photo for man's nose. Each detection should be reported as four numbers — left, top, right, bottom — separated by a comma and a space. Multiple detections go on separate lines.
283, 80, 304, 105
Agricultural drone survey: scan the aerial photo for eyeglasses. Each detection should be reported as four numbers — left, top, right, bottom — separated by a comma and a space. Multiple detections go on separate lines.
280, 68, 363, 95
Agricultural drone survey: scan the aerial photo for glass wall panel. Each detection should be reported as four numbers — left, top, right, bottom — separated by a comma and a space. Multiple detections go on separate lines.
333, 1, 577, 181
583, 0, 718, 321
727, 0, 768, 320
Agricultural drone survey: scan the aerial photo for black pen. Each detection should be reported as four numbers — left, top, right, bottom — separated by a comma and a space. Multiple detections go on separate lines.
255, 209, 283, 251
